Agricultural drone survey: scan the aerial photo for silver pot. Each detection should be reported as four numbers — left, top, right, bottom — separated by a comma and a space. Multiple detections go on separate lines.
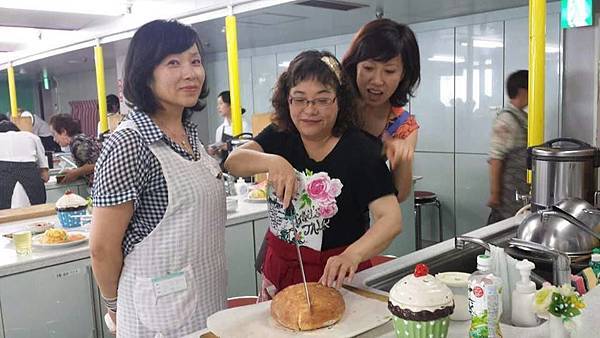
517, 198, 600, 255
528, 138, 600, 210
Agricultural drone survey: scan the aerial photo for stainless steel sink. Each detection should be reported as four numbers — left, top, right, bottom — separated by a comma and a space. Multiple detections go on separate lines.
366, 227, 548, 292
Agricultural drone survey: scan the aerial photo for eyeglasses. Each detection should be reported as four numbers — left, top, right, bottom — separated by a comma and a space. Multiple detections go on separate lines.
288, 96, 336, 109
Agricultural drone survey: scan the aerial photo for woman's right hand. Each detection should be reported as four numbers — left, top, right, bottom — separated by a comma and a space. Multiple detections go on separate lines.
266, 155, 297, 208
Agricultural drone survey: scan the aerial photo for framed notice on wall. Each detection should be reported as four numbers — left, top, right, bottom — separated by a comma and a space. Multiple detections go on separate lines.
561, 0, 594, 28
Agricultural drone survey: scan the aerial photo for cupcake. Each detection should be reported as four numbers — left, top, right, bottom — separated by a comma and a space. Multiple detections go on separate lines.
388, 264, 454, 338
55, 191, 88, 228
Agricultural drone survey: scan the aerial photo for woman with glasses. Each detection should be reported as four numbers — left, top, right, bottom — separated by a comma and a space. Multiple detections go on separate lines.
225, 50, 402, 298
342, 18, 421, 203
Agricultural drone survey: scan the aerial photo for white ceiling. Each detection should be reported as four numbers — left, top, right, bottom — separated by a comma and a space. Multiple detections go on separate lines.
1, 0, 559, 82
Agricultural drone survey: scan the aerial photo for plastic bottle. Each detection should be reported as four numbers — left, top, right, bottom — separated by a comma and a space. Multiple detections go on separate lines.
511, 259, 539, 327
590, 248, 600, 279
235, 177, 249, 197
468, 254, 503, 338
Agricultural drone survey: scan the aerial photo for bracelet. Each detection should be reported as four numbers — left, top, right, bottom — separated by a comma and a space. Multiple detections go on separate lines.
101, 294, 118, 312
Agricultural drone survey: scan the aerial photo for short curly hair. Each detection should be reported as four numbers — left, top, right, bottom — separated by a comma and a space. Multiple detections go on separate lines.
49, 113, 81, 136
271, 50, 357, 137
342, 18, 420, 108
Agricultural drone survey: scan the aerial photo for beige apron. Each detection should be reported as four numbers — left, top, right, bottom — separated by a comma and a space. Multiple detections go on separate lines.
116, 120, 226, 337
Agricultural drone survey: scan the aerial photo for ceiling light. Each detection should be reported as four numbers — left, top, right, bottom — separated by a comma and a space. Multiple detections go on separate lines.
428, 55, 465, 63
0, 0, 129, 16
472, 39, 503, 49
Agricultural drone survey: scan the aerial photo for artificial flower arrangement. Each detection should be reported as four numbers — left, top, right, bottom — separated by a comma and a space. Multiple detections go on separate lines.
533, 282, 586, 330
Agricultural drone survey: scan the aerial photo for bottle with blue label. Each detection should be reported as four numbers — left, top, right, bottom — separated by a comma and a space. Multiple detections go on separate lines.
468, 254, 503, 338
590, 248, 600, 279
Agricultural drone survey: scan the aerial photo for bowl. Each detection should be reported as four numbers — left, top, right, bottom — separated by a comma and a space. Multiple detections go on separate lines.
517, 198, 600, 255
436, 272, 470, 321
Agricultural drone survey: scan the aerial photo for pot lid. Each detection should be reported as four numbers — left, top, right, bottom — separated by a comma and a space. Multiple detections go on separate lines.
530, 138, 597, 158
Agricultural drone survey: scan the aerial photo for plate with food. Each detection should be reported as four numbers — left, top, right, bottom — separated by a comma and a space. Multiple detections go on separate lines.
207, 283, 391, 337
32, 229, 89, 248
245, 188, 267, 203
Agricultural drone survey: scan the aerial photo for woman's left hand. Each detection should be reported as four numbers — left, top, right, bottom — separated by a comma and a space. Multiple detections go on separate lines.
382, 130, 417, 170
319, 251, 362, 288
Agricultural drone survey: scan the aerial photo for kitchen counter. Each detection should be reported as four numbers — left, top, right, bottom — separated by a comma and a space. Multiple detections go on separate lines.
0, 199, 267, 277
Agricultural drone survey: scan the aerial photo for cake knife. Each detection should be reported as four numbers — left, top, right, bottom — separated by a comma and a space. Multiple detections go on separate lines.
285, 205, 312, 311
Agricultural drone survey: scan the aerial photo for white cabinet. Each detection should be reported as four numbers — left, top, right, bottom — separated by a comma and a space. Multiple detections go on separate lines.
225, 222, 258, 298
0, 259, 97, 338
252, 218, 269, 294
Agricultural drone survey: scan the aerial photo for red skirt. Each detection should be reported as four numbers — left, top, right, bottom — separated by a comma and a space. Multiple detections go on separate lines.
262, 231, 372, 292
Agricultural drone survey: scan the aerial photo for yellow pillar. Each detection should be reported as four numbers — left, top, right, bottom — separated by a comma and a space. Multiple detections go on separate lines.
225, 14, 242, 136
528, 0, 545, 182
95, 43, 108, 134
7, 63, 18, 118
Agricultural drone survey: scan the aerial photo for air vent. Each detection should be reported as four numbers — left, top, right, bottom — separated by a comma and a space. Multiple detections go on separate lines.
296, 0, 369, 11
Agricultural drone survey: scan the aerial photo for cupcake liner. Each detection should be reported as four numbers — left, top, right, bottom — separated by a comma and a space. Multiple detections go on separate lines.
392, 316, 450, 338
57, 209, 86, 228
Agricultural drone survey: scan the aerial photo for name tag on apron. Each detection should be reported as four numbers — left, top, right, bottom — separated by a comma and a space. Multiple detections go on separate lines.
152, 271, 187, 297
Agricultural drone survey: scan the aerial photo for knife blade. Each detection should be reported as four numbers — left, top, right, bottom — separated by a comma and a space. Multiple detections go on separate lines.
285, 205, 312, 311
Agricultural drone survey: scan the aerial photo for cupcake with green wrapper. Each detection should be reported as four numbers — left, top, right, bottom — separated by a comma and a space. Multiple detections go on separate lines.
388, 264, 454, 338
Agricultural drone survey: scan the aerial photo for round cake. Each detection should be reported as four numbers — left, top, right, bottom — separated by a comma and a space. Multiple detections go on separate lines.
55, 191, 88, 228
388, 264, 454, 338
271, 282, 345, 331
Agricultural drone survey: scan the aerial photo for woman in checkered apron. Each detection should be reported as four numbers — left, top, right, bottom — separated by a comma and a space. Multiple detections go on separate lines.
90, 20, 226, 337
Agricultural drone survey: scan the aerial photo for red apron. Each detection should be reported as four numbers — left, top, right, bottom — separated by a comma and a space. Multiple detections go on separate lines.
262, 231, 372, 292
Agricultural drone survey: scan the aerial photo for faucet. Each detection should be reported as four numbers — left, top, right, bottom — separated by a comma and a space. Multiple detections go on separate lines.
508, 238, 571, 286
457, 236, 548, 286
222, 173, 237, 196
455, 236, 490, 251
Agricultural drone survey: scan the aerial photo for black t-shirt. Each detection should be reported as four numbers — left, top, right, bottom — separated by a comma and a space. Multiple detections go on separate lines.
254, 124, 395, 250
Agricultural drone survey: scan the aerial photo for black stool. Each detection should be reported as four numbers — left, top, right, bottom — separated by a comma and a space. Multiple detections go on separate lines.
414, 191, 443, 250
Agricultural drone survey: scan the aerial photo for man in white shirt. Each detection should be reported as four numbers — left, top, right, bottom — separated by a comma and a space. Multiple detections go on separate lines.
0, 119, 49, 209
20, 111, 61, 152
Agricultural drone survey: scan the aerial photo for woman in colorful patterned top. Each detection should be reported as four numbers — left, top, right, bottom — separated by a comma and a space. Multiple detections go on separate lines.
49, 113, 101, 187
342, 18, 421, 202
225, 50, 402, 296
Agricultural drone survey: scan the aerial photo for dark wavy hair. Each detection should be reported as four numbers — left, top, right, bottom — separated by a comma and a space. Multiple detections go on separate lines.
342, 18, 420, 107
271, 50, 357, 137
49, 113, 82, 136
123, 19, 208, 120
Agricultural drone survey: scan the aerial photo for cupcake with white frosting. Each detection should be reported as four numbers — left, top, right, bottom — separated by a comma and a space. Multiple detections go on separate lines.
388, 264, 454, 338
55, 191, 88, 228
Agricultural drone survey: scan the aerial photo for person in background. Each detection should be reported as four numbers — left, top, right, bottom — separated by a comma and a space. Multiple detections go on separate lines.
90, 19, 226, 336
342, 18, 421, 203
20, 110, 61, 152
98, 94, 122, 138
0, 120, 48, 209
207, 90, 251, 162
49, 114, 101, 186
225, 50, 402, 298
487, 70, 529, 224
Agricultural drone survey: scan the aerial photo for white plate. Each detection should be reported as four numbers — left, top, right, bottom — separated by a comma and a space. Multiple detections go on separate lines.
244, 197, 267, 203
32, 231, 89, 248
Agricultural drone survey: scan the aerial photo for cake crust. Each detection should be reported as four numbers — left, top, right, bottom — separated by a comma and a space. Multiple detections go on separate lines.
271, 282, 345, 331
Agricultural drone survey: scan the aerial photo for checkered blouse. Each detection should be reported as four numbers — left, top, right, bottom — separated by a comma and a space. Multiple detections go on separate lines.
92, 109, 202, 256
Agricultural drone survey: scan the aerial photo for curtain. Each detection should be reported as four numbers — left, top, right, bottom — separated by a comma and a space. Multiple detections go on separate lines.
69, 100, 99, 137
